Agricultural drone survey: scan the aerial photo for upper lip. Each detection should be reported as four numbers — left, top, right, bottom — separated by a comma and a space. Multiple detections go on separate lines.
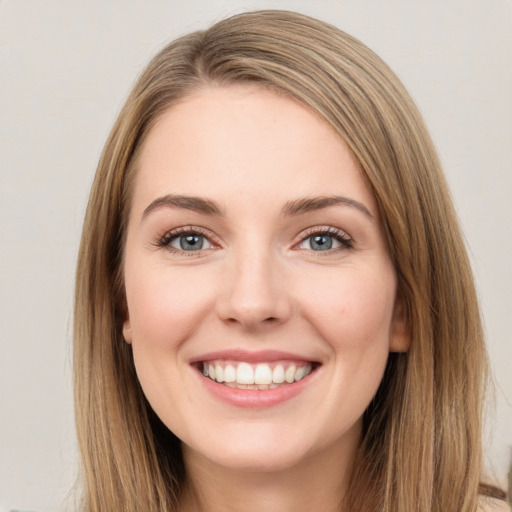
189, 349, 320, 364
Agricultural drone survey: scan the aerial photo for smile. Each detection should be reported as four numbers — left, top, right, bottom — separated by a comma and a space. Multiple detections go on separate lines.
201, 360, 314, 389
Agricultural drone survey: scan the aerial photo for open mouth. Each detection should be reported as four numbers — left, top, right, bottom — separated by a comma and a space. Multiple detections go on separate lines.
196, 360, 319, 390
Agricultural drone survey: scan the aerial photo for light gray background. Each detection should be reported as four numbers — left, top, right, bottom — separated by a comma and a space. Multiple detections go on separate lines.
1, 1, 511, 510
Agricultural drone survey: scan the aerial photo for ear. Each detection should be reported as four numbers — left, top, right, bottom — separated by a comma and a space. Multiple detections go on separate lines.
389, 296, 410, 353
121, 301, 133, 344
123, 319, 133, 344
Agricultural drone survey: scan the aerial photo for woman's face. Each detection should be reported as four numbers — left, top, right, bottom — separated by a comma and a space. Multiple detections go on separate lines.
122, 85, 408, 473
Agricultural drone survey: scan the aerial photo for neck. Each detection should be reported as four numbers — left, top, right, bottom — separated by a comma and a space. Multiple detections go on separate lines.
179, 427, 360, 512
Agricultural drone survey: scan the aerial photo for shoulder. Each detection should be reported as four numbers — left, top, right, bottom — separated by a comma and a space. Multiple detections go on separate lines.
478, 497, 511, 512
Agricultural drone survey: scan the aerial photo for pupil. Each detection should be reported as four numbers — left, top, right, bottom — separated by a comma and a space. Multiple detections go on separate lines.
180, 235, 203, 251
312, 235, 332, 251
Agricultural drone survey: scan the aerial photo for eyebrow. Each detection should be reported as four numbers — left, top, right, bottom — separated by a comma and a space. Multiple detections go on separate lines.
142, 194, 224, 219
141, 194, 373, 221
282, 196, 373, 219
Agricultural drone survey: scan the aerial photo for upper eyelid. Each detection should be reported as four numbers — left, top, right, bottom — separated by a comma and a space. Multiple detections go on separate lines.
163, 225, 212, 236
296, 225, 352, 240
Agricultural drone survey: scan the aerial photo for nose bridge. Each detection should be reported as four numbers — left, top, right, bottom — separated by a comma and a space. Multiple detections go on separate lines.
216, 239, 291, 328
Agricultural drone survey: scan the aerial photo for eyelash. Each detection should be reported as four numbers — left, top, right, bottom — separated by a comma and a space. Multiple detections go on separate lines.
154, 225, 354, 255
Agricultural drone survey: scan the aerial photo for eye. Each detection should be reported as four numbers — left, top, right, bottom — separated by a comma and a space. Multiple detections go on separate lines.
156, 226, 216, 254
169, 233, 212, 251
297, 227, 353, 252
300, 234, 339, 251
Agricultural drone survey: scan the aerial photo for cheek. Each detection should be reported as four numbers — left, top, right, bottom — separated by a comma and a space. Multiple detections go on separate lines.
297, 267, 396, 353
124, 260, 217, 348
123, 261, 218, 418
283, 267, 397, 441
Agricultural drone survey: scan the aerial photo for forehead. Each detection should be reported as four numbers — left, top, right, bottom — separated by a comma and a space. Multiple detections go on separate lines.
132, 85, 377, 216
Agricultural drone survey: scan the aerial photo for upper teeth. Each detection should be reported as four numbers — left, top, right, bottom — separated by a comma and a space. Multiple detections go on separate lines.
202, 361, 313, 385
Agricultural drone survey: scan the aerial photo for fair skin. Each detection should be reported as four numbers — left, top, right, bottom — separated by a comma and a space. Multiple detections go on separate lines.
122, 84, 409, 512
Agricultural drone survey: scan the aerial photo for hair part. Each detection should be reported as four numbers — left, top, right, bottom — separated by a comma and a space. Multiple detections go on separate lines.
74, 10, 501, 511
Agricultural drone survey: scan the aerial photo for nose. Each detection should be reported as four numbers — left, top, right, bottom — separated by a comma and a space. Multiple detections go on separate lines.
215, 249, 292, 331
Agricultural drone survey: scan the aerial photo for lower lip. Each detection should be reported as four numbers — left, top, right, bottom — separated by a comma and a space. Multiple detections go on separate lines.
195, 368, 317, 408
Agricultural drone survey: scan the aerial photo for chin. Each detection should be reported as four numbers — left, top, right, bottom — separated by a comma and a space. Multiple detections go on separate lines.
195, 446, 310, 474
183, 427, 315, 473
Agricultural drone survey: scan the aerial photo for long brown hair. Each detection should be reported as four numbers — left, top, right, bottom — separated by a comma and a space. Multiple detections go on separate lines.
74, 10, 503, 511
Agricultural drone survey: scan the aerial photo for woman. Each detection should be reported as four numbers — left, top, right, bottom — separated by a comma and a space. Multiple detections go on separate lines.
74, 10, 508, 511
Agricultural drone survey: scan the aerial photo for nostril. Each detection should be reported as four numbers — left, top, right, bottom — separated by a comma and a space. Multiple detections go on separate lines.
225, 315, 278, 326
216, 283, 293, 328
